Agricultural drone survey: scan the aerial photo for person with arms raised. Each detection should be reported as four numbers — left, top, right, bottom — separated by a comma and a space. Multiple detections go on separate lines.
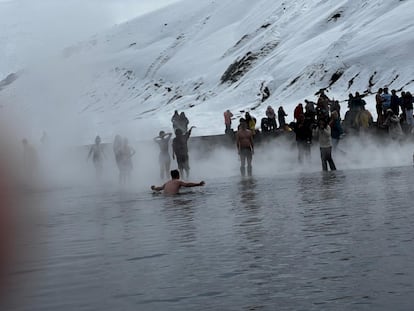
154, 131, 172, 179
151, 169, 205, 195
172, 126, 195, 178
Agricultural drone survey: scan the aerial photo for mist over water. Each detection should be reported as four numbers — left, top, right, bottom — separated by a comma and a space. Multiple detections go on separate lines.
5, 161, 414, 310
1, 1, 414, 308
16, 128, 413, 193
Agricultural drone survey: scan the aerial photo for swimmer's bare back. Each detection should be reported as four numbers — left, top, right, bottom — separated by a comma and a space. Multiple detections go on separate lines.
151, 180, 205, 195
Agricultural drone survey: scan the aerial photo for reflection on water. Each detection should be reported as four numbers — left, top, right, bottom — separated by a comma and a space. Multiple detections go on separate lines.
238, 177, 258, 206
163, 196, 197, 248
7, 166, 414, 311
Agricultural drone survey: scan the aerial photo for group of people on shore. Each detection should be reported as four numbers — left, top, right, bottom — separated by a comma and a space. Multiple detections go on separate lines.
375, 88, 414, 138
91, 85, 414, 191
171, 110, 189, 133
48, 85, 412, 194
222, 89, 341, 174
20, 84, 412, 194
223, 87, 414, 175
224, 106, 289, 135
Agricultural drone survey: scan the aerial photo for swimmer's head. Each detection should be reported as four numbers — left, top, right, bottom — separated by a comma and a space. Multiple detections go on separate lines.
171, 169, 180, 179
95, 136, 101, 144
21, 138, 28, 146
159, 131, 165, 137
175, 129, 183, 136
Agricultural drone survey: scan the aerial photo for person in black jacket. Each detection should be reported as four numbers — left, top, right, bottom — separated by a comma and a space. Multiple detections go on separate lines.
293, 115, 312, 163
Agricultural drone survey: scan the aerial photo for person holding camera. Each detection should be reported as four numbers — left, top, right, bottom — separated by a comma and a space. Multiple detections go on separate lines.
314, 118, 336, 171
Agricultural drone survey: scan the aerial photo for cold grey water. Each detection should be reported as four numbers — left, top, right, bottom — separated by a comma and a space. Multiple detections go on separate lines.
8, 164, 414, 311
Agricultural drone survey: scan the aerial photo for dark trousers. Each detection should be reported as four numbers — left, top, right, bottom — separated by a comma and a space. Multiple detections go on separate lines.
297, 141, 311, 163
240, 148, 253, 176
320, 147, 336, 171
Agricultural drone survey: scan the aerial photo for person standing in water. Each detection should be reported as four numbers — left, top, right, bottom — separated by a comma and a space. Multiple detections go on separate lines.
171, 110, 180, 132
236, 119, 254, 177
314, 119, 336, 171
178, 112, 189, 133
113, 135, 123, 177
154, 131, 172, 179
151, 169, 205, 195
293, 114, 312, 163
87, 136, 105, 179
119, 138, 136, 185
40, 131, 49, 146
172, 126, 194, 179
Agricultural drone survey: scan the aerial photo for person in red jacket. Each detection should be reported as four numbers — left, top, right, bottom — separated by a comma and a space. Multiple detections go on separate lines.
294, 103, 304, 122
223, 109, 233, 133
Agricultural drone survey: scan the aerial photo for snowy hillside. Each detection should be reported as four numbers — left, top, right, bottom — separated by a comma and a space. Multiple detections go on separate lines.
1, 0, 414, 142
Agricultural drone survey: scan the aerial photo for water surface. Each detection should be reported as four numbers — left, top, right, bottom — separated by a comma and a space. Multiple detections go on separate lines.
10, 166, 414, 310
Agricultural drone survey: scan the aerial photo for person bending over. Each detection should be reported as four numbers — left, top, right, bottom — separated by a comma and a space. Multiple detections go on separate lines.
151, 169, 205, 195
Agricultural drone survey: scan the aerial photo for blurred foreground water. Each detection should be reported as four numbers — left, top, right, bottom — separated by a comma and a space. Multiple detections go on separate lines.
7, 166, 414, 311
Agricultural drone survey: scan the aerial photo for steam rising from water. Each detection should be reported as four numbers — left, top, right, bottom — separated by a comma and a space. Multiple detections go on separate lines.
0, 0, 412, 192
22, 130, 413, 194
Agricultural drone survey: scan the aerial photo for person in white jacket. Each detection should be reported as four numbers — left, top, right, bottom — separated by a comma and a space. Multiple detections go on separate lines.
314, 119, 337, 171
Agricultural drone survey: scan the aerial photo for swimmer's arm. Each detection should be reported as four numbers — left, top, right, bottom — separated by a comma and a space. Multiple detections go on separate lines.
180, 181, 205, 188
151, 184, 165, 192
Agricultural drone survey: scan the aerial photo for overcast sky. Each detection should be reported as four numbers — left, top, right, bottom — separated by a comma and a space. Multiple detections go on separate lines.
0, 0, 181, 75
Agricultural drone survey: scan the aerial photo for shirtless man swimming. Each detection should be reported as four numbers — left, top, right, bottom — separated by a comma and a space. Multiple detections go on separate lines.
236, 119, 254, 177
151, 169, 205, 195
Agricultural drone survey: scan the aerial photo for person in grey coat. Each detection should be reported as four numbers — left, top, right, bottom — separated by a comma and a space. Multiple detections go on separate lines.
314, 119, 336, 171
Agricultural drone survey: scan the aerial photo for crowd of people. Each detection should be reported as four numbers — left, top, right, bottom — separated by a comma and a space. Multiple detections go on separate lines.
223, 87, 414, 174
84, 111, 197, 189
86, 86, 413, 188
19, 86, 413, 193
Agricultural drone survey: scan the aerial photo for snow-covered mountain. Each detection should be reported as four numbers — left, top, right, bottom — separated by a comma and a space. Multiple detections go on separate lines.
1, 0, 414, 142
